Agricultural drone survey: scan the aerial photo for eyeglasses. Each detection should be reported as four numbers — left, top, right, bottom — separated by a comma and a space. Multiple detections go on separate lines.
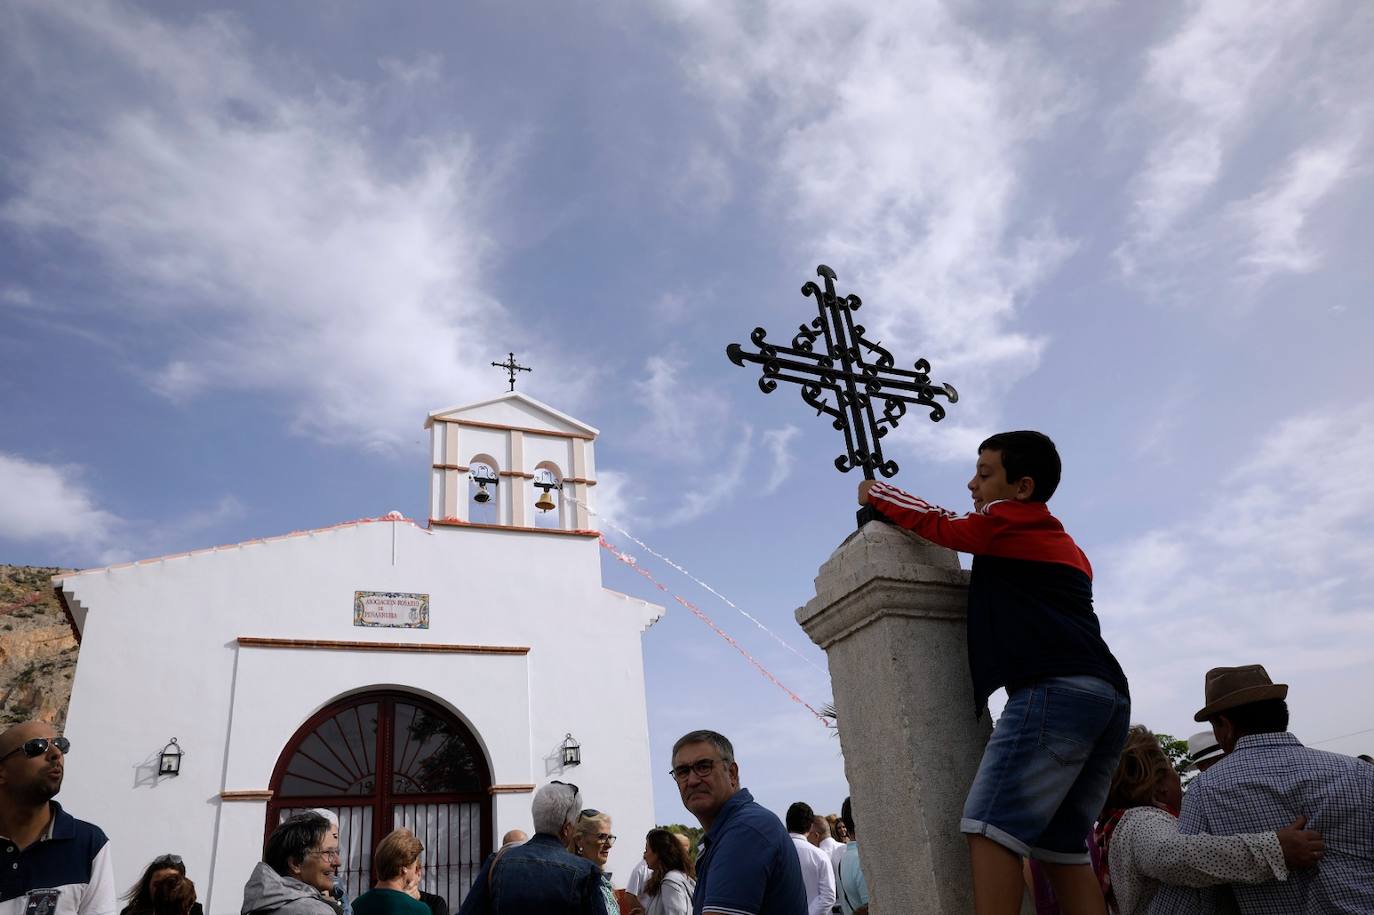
592, 833, 616, 846
309, 848, 342, 861
0, 736, 70, 764
669, 757, 725, 782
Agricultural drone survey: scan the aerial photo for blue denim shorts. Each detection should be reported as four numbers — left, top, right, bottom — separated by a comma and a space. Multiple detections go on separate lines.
960, 675, 1130, 863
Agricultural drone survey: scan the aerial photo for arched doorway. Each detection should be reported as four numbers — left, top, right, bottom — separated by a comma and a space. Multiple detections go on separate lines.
266, 691, 492, 906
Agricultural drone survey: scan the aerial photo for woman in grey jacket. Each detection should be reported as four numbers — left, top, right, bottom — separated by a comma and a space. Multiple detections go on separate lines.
242, 813, 342, 915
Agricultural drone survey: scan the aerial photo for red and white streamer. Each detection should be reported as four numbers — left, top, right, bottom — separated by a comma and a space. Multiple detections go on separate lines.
600, 535, 834, 730
563, 493, 828, 675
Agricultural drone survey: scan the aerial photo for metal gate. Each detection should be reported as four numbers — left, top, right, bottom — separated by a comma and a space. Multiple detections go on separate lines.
268, 692, 491, 908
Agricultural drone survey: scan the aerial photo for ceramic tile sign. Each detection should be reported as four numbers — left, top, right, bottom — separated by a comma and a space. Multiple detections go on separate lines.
354, 591, 430, 629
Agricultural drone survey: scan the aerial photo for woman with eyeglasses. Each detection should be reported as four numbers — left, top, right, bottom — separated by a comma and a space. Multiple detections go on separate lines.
122, 855, 203, 915
638, 829, 695, 915
243, 812, 343, 915
566, 810, 642, 915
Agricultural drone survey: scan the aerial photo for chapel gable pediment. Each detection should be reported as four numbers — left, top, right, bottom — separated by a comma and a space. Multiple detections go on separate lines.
425, 392, 598, 438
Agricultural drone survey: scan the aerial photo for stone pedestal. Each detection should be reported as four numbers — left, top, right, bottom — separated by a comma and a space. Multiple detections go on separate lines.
797, 520, 991, 914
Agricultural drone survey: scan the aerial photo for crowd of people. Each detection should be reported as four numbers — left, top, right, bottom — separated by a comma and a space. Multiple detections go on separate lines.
4, 430, 1373, 915
0, 716, 858, 915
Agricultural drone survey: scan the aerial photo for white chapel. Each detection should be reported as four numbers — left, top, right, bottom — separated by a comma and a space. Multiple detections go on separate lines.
53, 392, 664, 913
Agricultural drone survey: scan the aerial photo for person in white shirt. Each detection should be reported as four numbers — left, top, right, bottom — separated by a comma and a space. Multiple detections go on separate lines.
624, 845, 650, 902
785, 803, 835, 915
809, 817, 843, 863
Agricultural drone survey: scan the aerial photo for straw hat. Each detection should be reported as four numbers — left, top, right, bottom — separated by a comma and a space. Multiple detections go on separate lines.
1193, 664, 1288, 722
1182, 730, 1224, 771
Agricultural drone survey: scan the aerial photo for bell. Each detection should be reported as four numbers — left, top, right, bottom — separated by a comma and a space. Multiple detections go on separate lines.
535, 488, 556, 512
474, 483, 491, 504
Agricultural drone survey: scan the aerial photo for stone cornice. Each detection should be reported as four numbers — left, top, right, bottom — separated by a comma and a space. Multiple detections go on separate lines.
796, 521, 970, 649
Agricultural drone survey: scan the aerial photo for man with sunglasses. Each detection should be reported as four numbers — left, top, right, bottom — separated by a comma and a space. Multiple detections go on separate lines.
670, 730, 805, 915
1, 720, 115, 915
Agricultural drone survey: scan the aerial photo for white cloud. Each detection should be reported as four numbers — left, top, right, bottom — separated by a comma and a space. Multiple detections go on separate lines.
1, 286, 36, 309
1124, 0, 1300, 247
0, 453, 256, 566
1097, 401, 1374, 732
761, 425, 799, 494
1115, 0, 1369, 290
1230, 134, 1362, 281
169, 494, 248, 537
588, 432, 754, 531
625, 350, 769, 526
632, 355, 732, 462
0, 2, 517, 452
591, 468, 641, 527
659, 428, 753, 528
671, 145, 733, 214
0, 453, 121, 546
378, 53, 442, 85
656, 0, 1077, 461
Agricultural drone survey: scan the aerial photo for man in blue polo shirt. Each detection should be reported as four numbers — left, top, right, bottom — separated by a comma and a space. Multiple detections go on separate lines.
670, 730, 805, 915
0, 721, 114, 915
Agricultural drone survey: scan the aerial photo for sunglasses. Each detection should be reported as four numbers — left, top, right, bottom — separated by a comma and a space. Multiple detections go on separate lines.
577, 809, 614, 844
0, 736, 70, 764
550, 779, 580, 797
151, 854, 184, 869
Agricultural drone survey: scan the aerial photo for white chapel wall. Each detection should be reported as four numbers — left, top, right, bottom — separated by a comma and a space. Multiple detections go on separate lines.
59, 515, 661, 913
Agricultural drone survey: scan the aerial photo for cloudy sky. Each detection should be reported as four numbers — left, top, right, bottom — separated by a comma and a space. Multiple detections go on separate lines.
4, 0, 1373, 826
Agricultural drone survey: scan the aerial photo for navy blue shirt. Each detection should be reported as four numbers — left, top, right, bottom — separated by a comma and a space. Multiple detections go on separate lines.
693, 789, 806, 915
1, 801, 115, 915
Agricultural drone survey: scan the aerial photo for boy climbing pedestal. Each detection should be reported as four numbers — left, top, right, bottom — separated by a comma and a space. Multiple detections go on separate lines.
858, 431, 1130, 915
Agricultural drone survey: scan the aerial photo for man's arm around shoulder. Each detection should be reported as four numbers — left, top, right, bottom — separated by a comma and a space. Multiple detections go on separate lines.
1148, 784, 1221, 915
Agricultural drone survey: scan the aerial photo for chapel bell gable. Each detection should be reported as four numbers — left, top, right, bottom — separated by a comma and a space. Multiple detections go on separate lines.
425, 392, 598, 532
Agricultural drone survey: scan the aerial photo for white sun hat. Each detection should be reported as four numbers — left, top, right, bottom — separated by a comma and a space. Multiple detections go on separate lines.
1183, 730, 1224, 771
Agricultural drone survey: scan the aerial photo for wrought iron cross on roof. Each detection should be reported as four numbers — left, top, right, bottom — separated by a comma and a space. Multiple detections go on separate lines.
492, 352, 531, 392
726, 264, 958, 493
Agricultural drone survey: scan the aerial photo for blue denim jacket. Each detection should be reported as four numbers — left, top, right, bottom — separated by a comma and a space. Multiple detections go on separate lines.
455, 833, 609, 915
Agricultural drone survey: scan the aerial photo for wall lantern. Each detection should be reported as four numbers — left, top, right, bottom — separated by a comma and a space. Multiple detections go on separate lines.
159, 737, 184, 776
560, 733, 581, 767
471, 464, 498, 504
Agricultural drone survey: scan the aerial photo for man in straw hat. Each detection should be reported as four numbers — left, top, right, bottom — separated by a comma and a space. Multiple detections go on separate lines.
1153, 665, 1374, 914
1181, 731, 1225, 775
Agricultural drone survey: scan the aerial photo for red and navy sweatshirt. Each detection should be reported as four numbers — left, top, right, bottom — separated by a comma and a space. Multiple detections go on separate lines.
867, 481, 1129, 715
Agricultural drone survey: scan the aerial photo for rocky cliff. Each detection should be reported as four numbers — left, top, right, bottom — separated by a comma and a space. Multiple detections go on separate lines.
0, 564, 79, 728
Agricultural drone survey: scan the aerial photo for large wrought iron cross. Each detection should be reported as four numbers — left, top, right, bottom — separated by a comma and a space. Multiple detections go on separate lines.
726, 264, 958, 481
